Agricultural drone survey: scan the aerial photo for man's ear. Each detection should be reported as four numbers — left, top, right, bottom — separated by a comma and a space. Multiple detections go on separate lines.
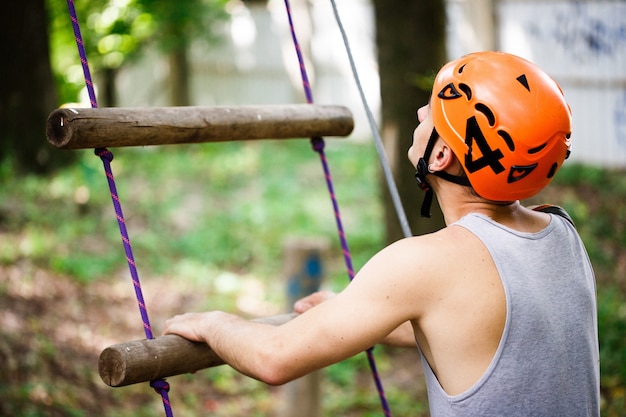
428, 141, 456, 173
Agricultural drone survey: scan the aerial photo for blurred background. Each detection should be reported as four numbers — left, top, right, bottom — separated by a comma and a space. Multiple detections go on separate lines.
1, 0, 624, 416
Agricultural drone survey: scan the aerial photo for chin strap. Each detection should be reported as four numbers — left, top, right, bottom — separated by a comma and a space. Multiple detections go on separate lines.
415, 128, 471, 218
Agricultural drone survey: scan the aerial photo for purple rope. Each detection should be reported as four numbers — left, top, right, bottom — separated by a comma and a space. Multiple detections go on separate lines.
151, 379, 173, 416
93, 149, 156, 340
66, 2, 173, 416
283, 0, 313, 105
66, 0, 97, 109
284, 2, 392, 416
311, 140, 391, 417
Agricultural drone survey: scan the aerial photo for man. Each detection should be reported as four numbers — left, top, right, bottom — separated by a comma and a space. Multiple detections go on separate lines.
164, 51, 599, 416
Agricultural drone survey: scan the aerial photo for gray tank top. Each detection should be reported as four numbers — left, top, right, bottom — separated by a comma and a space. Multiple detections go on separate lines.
419, 213, 599, 416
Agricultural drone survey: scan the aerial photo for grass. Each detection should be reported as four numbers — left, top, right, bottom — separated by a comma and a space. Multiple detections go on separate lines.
1, 139, 384, 285
1, 139, 625, 416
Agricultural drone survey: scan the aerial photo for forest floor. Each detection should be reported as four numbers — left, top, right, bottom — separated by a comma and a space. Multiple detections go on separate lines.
0, 261, 427, 417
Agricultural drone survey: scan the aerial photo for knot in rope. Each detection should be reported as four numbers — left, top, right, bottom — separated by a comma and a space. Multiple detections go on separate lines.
310, 137, 325, 152
150, 379, 171, 394
95, 148, 114, 162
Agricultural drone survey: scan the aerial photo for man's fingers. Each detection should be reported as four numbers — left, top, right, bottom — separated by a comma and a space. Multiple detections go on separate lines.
293, 290, 336, 313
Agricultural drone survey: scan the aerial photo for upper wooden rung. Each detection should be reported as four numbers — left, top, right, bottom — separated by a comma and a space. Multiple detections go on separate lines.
46, 104, 354, 149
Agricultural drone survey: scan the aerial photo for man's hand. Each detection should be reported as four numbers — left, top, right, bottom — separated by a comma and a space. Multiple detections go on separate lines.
163, 311, 223, 343
293, 290, 336, 314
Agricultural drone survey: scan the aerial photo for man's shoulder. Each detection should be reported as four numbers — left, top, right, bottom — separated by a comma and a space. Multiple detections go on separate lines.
369, 225, 497, 315
382, 225, 481, 270
403, 224, 478, 246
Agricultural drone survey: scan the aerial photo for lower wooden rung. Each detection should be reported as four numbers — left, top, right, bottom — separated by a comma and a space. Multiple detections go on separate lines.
98, 313, 296, 387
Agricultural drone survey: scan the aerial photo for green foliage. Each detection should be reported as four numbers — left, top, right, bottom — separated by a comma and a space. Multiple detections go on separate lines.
46, 0, 229, 103
598, 287, 626, 416
543, 164, 626, 286
0, 139, 382, 284
135, 0, 229, 52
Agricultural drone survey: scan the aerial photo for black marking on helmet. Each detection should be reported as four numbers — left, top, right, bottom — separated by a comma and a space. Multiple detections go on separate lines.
547, 163, 558, 178
528, 143, 547, 154
507, 164, 537, 183
498, 130, 515, 151
475, 103, 496, 127
516, 74, 530, 91
438, 83, 463, 99
459, 83, 472, 100
464, 116, 505, 175
458, 64, 467, 74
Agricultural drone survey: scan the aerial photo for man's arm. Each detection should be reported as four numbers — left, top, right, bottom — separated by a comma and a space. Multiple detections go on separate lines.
164, 237, 436, 384
294, 290, 417, 348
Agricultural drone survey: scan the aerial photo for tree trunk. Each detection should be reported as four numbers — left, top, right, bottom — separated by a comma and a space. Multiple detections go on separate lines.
372, 0, 447, 242
168, 48, 191, 106
0, 0, 73, 173
100, 67, 119, 107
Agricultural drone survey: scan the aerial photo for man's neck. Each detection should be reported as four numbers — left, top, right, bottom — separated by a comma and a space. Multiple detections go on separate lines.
440, 196, 551, 233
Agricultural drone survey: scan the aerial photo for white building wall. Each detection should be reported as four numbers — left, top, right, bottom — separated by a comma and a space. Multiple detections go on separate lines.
446, 0, 626, 167
117, 0, 625, 166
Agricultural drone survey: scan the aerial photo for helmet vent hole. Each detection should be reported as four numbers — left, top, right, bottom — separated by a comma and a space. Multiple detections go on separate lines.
516, 74, 531, 91
547, 163, 558, 178
458, 64, 467, 74
459, 83, 472, 100
475, 103, 496, 126
498, 130, 515, 151
438, 83, 463, 99
529, 143, 547, 154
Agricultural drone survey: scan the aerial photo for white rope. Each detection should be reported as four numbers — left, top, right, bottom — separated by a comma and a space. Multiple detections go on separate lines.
329, 0, 412, 238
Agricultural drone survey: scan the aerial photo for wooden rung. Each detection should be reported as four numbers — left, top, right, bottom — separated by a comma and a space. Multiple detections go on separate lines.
98, 313, 296, 387
46, 104, 354, 149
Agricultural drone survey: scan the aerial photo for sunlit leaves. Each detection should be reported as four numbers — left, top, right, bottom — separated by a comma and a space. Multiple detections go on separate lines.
46, 0, 229, 103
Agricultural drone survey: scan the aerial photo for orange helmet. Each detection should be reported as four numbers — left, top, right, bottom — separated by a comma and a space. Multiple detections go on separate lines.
430, 51, 572, 201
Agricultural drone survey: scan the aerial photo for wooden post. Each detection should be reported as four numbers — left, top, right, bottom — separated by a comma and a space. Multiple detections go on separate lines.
98, 313, 296, 387
280, 237, 330, 417
46, 104, 354, 149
